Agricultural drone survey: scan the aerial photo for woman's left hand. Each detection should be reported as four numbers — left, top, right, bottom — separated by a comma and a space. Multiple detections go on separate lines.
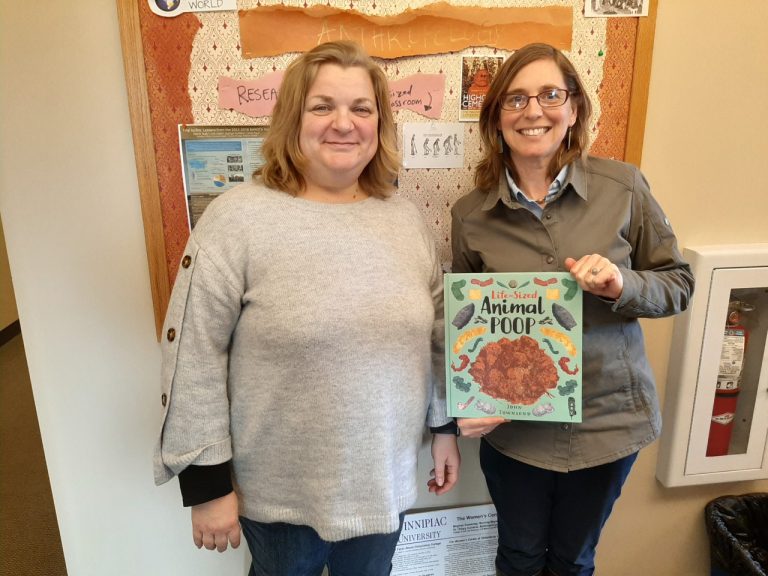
565, 254, 623, 300
427, 434, 460, 495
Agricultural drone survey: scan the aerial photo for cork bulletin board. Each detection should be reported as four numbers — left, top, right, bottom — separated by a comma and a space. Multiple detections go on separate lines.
117, 0, 658, 337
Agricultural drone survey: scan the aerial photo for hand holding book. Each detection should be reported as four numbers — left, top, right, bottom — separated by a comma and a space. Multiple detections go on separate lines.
456, 416, 506, 438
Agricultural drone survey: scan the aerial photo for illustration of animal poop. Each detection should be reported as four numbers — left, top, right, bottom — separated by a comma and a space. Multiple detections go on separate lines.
469, 336, 558, 405
551, 303, 577, 330
451, 303, 475, 329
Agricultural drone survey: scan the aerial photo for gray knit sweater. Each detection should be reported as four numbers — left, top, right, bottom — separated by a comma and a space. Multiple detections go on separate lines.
153, 181, 449, 541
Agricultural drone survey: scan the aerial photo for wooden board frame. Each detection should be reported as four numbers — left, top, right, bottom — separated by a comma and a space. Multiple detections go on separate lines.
118, 0, 170, 338
117, 0, 658, 340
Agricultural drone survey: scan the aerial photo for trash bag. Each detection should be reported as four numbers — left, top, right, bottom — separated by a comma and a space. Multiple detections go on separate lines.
705, 493, 768, 576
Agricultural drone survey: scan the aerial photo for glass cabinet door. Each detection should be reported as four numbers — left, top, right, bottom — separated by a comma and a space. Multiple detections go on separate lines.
657, 244, 768, 487
686, 268, 768, 475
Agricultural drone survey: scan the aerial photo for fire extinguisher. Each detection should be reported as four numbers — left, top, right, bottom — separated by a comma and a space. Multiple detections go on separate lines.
706, 300, 754, 457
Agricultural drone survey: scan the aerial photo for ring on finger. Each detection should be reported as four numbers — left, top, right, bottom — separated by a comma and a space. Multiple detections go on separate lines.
590, 266, 602, 275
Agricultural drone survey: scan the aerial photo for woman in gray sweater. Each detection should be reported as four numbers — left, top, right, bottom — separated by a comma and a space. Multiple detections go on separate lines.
154, 41, 460, 575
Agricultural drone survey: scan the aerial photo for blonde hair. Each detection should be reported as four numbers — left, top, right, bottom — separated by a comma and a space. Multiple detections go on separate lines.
256, 41, 399, 198
474, 43, 593, 192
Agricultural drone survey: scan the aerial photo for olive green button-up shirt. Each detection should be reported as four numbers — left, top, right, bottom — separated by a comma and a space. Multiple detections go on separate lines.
451, 156, 694, 471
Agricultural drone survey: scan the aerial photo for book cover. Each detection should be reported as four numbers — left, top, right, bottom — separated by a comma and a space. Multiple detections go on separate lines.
445, 272, 583, 422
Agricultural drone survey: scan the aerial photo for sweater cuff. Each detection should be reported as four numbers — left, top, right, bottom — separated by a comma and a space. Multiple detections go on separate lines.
178, 461, 233, 507
430, 421, 459, 435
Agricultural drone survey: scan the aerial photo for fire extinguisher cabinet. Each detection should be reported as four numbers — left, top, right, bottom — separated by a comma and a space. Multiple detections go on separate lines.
657, 244, 768, 487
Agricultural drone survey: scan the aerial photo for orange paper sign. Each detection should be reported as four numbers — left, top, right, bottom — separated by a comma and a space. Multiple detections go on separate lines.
239, 3, 572, 60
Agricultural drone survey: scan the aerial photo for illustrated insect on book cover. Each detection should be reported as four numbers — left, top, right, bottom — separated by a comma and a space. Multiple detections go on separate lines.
445, 273, 583, 422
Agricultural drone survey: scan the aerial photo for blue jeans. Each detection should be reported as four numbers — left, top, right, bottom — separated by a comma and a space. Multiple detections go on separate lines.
240, 515, 404, 576
480, 439, 637, 576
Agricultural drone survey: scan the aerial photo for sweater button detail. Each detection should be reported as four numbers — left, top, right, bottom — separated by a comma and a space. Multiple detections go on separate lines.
161, 393, 167, 407
167, 328, 176, 342
546, 255, 555, 264
181, 255, 191, 268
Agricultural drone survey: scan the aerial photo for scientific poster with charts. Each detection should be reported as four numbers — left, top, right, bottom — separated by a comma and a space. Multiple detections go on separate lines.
391, 504, 497, 576
178, 124, 268, 228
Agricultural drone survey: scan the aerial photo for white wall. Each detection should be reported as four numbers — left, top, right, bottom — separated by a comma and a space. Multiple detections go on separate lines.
1, 1, 767, 576
0, 2, 244, 574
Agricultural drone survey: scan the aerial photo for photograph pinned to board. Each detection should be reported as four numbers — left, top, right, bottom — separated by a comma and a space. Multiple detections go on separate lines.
402, 122, 464, 169
178, 124, 268, 229
585, 0, 648, 17
459, 56, 504, 122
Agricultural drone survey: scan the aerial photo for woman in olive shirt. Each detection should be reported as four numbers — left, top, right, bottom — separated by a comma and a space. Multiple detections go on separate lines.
451, 43, 694, 576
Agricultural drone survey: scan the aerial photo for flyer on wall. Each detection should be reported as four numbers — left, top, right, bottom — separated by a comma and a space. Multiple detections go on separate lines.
148, 0, 237, 18
178, 124, 268, 229
391, 504, 497, 576
459, 56, 504, 122
445, 272, 583, 422
584, 0, 648, 18
402, 122, 464, 169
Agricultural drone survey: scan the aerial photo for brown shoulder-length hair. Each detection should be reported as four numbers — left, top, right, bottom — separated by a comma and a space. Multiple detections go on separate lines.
255, 41, 399, 198
474, 43, 593, 192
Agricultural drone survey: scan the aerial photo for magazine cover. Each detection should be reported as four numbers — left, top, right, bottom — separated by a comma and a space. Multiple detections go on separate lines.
459, 56, 504, 122
445, 272, 583, 422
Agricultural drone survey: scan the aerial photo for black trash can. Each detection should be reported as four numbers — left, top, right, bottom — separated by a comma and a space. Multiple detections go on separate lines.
705, 493, 768, 576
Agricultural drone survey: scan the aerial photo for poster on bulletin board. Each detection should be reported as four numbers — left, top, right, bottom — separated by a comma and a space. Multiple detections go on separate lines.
178, 124, 268, 228
459, 56, 504, 122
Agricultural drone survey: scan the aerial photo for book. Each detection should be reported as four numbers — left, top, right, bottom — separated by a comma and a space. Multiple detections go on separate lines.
444, 272, 583, 422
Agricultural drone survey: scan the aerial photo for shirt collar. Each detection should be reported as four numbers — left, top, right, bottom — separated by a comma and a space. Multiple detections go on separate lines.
481, 158, 589, 211
481, 172, 507, 210
506, 165, 568, 207
563, 158, 589, 201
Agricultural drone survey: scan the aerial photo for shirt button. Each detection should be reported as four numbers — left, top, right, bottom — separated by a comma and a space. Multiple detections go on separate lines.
181, 255, 192, 268
167, 328, 176, 342
161, 393, 167, 407
561, 423, 570, 431
546, 256, 555, 264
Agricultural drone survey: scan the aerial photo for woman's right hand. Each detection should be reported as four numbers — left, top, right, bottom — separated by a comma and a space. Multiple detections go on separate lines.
457, 417, 506, 438
191, 491, 241, 552
564, 254, 623, 300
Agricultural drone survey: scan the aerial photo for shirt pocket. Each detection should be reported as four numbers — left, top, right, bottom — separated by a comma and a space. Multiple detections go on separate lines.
582, 323, 637, 415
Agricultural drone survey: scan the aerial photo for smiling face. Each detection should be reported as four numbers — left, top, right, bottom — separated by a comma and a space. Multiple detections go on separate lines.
498, 58, 577, 170
299, 63, 379, 193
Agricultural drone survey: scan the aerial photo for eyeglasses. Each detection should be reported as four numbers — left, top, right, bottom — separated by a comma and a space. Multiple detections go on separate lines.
500, 88, 570, 111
